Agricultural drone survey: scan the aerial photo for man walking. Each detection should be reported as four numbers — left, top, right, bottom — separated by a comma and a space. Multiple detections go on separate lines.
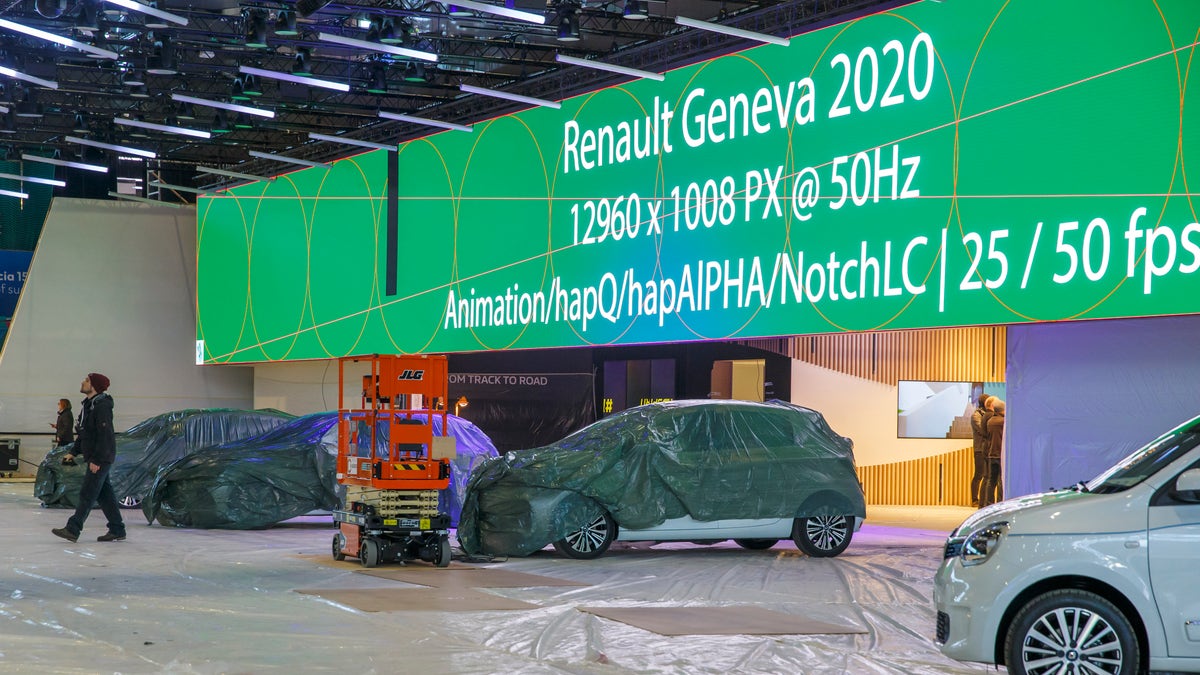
51, 373, 126, 543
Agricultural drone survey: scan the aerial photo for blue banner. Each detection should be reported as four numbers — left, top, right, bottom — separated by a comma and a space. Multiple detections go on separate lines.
0, 250, 32, 317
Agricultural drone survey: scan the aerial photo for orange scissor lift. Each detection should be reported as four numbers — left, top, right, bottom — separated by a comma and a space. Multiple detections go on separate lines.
331, 354, 455, 568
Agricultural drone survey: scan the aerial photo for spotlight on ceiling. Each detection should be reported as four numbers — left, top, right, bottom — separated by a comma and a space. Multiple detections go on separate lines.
293, 0, 331, 18
175, 101, 196, 120
74, 0, 100, 31
274, 10, 297, 35
556, 6, 580, 42
35, 0, 67, 19
210, 110, 231, 134
121, 68, 145, 87
402, 61, 429, 84
141, 0, 169, 29
15, 90, 43, 118
377, 17, 400, 44
230, 76, 249, 101
104, 0, 188, 26
241, 73, 262, 96
292, 47, 312, 76
244, 10, 268, 48
366, 63, 388, 94
622, 0, 648, 20
145, 36, 177, 75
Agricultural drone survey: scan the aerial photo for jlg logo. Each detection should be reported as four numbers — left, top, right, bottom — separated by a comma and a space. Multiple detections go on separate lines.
397, 370, 425, 380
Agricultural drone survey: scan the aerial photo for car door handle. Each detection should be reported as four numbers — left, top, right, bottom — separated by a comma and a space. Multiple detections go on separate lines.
1123, 540, 1140, 549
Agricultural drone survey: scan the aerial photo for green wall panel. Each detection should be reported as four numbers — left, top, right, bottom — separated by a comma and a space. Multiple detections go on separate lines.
197, 0, 1200, 363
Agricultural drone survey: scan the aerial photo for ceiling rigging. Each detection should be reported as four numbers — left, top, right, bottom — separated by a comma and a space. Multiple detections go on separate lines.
0, 0, 898, 194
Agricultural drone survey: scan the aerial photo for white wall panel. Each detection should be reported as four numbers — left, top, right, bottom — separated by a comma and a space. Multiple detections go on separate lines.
790, 360, 964, 467
0, 198, 252, 470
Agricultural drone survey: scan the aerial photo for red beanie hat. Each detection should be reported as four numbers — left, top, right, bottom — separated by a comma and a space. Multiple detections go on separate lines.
88, 372, 110, 393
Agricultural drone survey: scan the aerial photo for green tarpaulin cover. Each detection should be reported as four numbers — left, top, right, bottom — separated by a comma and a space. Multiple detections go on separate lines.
457, 400, 866, 556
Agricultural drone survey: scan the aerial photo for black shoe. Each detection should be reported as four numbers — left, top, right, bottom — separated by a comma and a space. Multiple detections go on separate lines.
52, 527, 79, 543
97, 532, 126, 542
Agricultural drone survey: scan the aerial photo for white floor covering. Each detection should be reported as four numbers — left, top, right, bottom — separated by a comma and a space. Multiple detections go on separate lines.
0, 482, 999, 674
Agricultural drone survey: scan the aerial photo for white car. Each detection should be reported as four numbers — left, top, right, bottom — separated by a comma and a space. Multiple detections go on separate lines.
934, 414, 1200, 675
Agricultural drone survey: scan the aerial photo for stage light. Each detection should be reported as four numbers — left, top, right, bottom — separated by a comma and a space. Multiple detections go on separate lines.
674, 15, 789, 46
248, 150, 331, 169
240, 65, 349, 92
171, 93, 275, 119
378, 111, 472, 132
555, 53, 662, 81
459, 83, 560, 109
433, 0, 544, 24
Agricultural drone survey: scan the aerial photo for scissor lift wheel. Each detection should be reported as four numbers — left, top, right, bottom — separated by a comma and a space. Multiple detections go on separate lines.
360, 538, 381, 568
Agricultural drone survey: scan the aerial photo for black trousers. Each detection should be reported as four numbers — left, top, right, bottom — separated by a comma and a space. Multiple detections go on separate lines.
981, 458, 1003, 507
969, 451, 986, 505
66, 463, 125, 537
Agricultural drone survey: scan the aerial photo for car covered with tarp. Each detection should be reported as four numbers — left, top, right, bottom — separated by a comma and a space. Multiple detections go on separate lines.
34, 408, 295, 509
142, 412, 499, 529
457, 399, 867, 559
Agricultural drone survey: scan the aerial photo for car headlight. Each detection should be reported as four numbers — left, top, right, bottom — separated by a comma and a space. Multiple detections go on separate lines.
959, 522, 1008, 566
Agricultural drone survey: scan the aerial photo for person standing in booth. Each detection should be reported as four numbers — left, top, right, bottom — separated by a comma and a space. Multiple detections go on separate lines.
981, 398, 1005, 507
969, 394, 991, 507
50, 398, 74, 448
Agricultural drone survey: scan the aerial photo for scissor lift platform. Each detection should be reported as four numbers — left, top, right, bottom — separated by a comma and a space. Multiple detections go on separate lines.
331, 354, 455, 568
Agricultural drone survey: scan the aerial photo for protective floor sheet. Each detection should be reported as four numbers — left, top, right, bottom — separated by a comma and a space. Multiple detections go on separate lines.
579, 606, 867, 636
357, 567, 589, 588
294, 587, 540, 612
292, 553, 472, 571
0, 483, 986, 674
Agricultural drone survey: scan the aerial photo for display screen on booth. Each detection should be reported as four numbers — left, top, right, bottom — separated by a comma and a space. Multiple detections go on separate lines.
897, 380, 1007, 440
196, 0, 1200, 363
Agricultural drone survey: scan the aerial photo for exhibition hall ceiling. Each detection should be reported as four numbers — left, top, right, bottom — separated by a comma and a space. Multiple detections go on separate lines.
0, 0, 895, 186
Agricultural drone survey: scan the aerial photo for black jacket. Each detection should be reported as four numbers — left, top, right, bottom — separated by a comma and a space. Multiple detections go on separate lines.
970, 407, 991, 454
78, 393, 116, 466
986, 411, 1005, 460
55, 408, 74, 446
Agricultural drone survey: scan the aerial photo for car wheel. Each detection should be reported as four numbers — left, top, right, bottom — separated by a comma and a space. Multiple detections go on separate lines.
332, 533, 346, 561
553, 511, 615, 560
1004, 589, 1140, 675
359, 539, 380, 568
119, 495, 142, 509
734, 539, 779, 550
792, 506, 852, 557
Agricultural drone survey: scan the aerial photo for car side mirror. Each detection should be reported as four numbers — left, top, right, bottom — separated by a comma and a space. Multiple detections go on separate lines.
1170, 468, 1200, 503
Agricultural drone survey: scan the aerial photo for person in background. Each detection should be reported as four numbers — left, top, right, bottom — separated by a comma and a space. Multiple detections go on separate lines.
51, 373, 126, 543
981, 398, 1006, 507
49, 398, 74, 447
969, 394, 991, 507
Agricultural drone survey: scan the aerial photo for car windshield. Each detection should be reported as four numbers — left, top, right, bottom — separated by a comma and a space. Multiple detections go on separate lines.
1085, 420, 1200, 494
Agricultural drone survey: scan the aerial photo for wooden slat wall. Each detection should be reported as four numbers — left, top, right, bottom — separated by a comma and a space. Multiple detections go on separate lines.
856, 446, 976, 506
739, 326, 1006, 386
740, 327, 1005, 505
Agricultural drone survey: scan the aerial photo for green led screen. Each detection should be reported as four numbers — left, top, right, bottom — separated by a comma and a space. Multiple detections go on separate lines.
197, 0, 1200, 363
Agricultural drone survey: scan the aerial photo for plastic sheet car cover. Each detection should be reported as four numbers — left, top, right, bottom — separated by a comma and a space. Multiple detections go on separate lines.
34, 408, 295, 508
457, 400, 866, 557
142, 412, 498, 529
142, 413, 342, 529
